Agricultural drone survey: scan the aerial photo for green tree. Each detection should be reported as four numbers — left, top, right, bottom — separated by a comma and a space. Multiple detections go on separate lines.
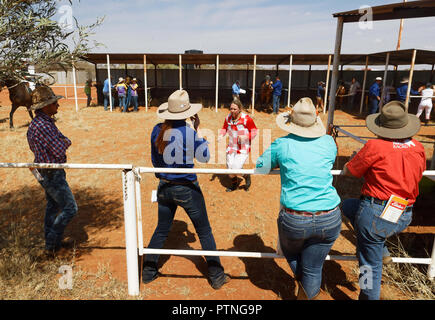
0, 0, 104, 83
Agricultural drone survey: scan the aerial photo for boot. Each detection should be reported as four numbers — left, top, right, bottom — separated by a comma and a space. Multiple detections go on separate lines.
226, 177, 238, 192
296, 281, 322, 300
243, 174, 251, 191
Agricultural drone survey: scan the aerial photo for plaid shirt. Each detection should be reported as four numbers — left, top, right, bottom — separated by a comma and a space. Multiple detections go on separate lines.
27, 110, 71, 163
220, 112, 257, 154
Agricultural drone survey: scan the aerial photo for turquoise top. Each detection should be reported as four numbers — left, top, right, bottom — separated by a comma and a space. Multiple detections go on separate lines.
255, 134, 340, 211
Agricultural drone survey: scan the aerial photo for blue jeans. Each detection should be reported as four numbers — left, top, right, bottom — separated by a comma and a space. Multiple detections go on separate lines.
273, 94, 280, 113
143, 180, 225, 284
103, 92, 110, 111
131, 95, 138, 111
118, 95, 126, 112
39, 169, 78, 251
278, 206, 342, 299
369, 98, 379, 114
342, 198, 413, 300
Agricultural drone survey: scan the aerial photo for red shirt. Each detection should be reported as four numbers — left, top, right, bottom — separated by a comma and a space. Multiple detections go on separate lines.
346, 138, 426, 205
220, 112, 257, 154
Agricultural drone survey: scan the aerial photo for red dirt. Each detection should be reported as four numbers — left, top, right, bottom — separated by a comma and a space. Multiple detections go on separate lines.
0, 87, 433, 300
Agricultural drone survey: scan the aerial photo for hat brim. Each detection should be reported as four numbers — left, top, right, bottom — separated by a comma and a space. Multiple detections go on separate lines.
366, 113, 421, 139
30, 95, 64, 110
157, 103, 202, 120
276, 112, 326, 138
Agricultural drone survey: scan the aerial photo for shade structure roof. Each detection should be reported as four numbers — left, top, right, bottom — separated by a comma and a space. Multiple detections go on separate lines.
333, 0, 435, 23
82, 49, 435, 67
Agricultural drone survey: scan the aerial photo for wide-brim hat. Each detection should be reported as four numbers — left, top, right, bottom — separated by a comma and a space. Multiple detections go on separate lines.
366, 100, 421, 139
275, 97, 325, 138
400, 77, 409, 84
157, 90, 202, 120
30, 86, 64, 110
375, 77, 382, 81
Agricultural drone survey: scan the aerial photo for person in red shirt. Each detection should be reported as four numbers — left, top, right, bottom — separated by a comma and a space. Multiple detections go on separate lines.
218, 98, 257, 192
341, 100, 426, 300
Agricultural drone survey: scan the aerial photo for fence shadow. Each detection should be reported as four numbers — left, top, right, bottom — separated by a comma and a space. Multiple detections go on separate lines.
0, 184, 124, 260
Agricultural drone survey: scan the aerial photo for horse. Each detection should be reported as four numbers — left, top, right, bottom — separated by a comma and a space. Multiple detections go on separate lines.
259, 79, 273, 109
0, 79, 34, 129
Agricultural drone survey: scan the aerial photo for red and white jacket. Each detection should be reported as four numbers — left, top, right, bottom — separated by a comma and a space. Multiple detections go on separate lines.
220, 112, 258, 154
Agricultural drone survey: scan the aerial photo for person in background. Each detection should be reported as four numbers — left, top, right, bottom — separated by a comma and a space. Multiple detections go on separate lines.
341, 100, 425, 300
316, 81, 325, 112
348, 77, 361, 110
142, 89, 230, 290
232, 80, 241, 99
27, 86, 78, 257
84, 79, 92, 107
102, 77, 114, 111
130, 78, 139, 112
368, 77, 382, 114
416, 83, 433, 125
396, 77, 419, 103
218, 97, 257, 192
256, 97, 342, 300
125, 76, 132, 111
115, 77, 127, 112
271, 75, 282, 114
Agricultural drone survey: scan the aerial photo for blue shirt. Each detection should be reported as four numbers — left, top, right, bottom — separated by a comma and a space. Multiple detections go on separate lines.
232, 83, 240, 95
255, 134, 340, 211
316, 85, 325, 98
272, 80, 282, 96
151, 121, 210, 182
103, 79, 112, 93
396, 84, 419, 102
369, 82, 381, 99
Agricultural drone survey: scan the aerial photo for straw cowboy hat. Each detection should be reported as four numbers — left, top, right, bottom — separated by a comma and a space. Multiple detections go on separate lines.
118, 77, 124, 82
375, 77, 382, 81
400, 77, 409, 84
366, 100, 420, 139
157, 90, 202, 120
30, 86, 64, 111
275, 97, 325, 138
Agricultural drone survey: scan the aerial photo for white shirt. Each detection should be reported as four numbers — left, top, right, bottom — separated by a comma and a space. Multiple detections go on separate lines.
420, 88, 433, 106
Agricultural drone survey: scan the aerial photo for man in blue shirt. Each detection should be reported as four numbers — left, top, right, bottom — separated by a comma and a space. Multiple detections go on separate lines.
102, 77, 113, 111
272, 75, 283, 114
232, 80, 241, 99
396, 78, 419, 103
368, 77, 382, 114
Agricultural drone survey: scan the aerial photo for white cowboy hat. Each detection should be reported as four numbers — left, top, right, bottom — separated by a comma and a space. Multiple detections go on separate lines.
118, 77, 124, 82
30, 86, 64, 110
157, 90, 202, 120
275, 97, 325, 138
400, 77, 409, 84
375, 77, 382, 81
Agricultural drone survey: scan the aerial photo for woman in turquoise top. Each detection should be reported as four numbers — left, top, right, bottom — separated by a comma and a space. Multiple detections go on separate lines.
256, 97, 341, 300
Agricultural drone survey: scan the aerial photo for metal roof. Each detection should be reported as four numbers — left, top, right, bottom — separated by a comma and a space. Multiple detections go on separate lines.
333, 0, 435, 23
82, 49, 435, 66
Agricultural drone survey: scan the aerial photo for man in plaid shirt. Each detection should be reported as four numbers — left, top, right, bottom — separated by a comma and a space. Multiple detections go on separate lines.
27, 86, 77, 256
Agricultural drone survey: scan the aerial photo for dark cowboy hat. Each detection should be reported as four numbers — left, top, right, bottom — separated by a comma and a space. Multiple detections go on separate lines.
366, 100, 421, 139
30, 86, 64, 110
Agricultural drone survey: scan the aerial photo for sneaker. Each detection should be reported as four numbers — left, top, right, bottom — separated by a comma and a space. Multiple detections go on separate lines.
210, 274, 230, 290
243, 174, 251, 191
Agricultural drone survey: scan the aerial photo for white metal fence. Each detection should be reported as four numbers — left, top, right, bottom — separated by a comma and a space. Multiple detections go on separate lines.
1, 162, 434, 296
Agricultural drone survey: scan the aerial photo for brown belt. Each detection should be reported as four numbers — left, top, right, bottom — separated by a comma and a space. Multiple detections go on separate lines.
160, 178, 197, 185
283, 206, 337, 217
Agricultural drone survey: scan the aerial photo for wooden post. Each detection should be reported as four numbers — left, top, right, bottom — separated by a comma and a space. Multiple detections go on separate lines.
287, 54, 293, 108
360, 56, 369, 114
405, 49, 417, 110
143, 55, 148, 112
154, 64, 157, 88
179, 54, 182, 90
429, 64, 434, 83
379, 52, 390, 112
307, 65, 312, 92
396, 0, 407, 50
215, 55, 219, 113
324, 55, 332, 114
251, 54, 257, 115
106, 54, 113, 112
327, 17, 344, 129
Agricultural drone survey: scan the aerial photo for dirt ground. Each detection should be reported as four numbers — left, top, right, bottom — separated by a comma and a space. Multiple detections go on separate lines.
0, 86, 434, 300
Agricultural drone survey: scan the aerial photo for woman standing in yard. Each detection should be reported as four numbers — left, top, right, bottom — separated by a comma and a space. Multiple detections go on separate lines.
256, 97, 342, 300
142, 89, 229, 290
218, 98, 257, 192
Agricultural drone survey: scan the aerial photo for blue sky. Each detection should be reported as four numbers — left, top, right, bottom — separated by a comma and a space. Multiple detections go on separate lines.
63, 0, 435, 55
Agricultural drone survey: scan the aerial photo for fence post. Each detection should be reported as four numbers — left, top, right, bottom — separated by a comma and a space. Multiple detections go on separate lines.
122, 169, 139, 296
428, 236, 435, 280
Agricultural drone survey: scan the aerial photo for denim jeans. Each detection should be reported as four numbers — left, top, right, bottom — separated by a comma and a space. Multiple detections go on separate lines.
39, 169, 78, 250
342, 198, 413, 300
143, 181, 225, 283
273, 94, 280, 113
103, 92, 110, 111
131, 95, 138, 111
86, 93, 91, 107
369, 98, 379, 114
119, 95, 126, 112
277, 206, 342, 299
